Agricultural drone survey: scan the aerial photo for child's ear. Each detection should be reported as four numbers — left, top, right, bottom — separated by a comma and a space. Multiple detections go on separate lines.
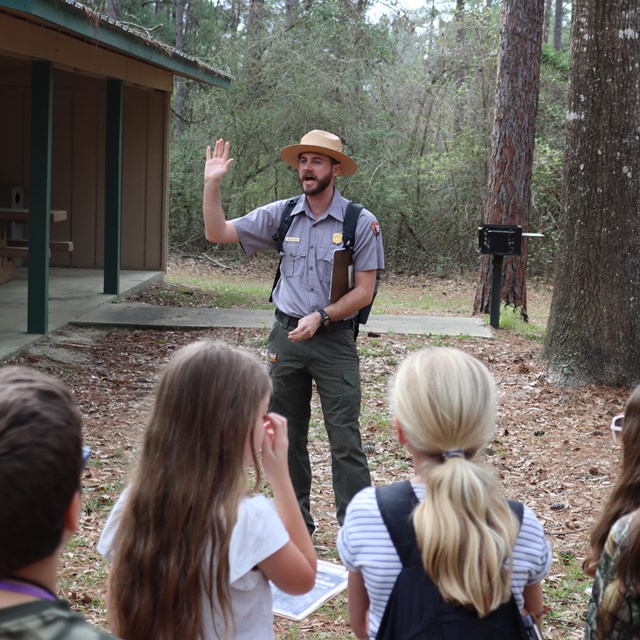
393, 416, 407, 446
64, 491, 81, 535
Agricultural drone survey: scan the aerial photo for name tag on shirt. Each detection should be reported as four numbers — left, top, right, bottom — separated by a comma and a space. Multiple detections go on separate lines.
284, 237, 300, 243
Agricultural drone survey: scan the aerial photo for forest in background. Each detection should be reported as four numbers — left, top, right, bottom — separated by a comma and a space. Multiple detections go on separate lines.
89, 0, 571, 278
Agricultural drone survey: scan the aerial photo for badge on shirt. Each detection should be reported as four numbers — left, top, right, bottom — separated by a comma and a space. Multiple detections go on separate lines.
333, 233, 343, 245
284, 237, 300, 243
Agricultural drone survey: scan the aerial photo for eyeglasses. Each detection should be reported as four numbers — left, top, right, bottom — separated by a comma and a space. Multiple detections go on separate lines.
81, 446, 92, 469
610, 414, 624, 445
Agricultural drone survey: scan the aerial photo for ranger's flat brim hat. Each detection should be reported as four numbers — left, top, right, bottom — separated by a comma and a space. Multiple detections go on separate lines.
280, 130, 358, 177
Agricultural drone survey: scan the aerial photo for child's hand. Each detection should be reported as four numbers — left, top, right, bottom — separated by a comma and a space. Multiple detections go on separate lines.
261, 412, 289, 485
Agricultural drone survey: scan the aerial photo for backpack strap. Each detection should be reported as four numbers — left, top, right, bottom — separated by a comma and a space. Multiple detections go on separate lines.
375, 481, 421, 567
269, 197, 300, 302
342, 202, 363, 249
272, 197, 301, 250
507, 499, 524, 527
376, 483, 525, 569
342, 201, 381, 340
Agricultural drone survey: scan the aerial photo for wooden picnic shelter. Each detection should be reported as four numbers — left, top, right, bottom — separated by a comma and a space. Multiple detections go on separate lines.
0, 0, 230, 333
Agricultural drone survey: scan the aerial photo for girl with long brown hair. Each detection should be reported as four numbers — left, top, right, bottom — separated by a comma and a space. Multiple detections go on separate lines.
584, 384, 640, 639
98, 340, 316, 640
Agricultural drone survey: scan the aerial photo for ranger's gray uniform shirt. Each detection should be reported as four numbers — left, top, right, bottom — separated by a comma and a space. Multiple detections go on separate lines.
233, 189, 384, 319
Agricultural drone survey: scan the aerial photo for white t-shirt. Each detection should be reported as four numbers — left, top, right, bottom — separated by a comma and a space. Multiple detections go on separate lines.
337, 482, 552, 640
99, 489, 289, 639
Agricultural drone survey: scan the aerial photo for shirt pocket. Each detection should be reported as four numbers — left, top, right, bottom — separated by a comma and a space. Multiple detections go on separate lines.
317, 245, 336, 285
280, 243, 306, 278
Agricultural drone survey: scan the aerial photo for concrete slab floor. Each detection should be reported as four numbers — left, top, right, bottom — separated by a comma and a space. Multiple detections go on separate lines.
0, 266, 162, 362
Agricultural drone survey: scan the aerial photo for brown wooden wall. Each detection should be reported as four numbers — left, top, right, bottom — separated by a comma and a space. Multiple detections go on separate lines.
0, 64, 169, 271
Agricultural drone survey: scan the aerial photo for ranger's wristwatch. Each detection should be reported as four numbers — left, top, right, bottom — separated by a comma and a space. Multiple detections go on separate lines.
318, 309, 331, 328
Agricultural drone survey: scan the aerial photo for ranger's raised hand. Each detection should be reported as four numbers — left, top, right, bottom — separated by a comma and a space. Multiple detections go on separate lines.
204, 138, 234, 184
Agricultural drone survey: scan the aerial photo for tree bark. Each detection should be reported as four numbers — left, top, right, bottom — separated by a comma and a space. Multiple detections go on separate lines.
473, 0, 545, 321
543, 0, 640, 387
285, 0, 298, 28
173, 0, 186, 133
247, 0, 265, 46
543, 0, 552, 43
453, 0, 466, 133
553, 0, 563, 50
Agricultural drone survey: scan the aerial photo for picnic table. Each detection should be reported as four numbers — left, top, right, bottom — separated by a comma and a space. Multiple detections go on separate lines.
0, 209, 73, 284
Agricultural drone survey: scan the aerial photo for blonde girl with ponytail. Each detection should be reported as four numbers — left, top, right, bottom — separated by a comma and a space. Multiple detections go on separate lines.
338, 347, 551, 639
98, 340, 316, 640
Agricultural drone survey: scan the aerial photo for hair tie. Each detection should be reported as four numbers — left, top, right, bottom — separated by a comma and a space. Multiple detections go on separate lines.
442, 449, 465, 460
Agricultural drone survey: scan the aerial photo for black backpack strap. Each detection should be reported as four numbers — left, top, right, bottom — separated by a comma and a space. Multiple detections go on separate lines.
342, 201, 363, 249
342, 202, 368, 339
269, 197, 300, 302
375, 481, 421, 567
377, 486, 524, 568
507, 499, 524, 527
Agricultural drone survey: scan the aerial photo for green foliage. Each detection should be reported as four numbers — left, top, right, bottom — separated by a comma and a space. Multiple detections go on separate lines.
529, 140, 563, 279
541, 43, 571, 76
544, 551, 592, 634
499, 304, 546, 342
110, 0, 569, 279
163, 274, 274, 308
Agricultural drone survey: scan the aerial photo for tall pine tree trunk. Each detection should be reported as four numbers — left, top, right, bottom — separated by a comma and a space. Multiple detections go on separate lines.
553, 0, 563, 50
453, 0, 466, 133
543, 0, 552, 43
173, 0, 186, 133
544, 0, 640, 386
474, 0, 545, 321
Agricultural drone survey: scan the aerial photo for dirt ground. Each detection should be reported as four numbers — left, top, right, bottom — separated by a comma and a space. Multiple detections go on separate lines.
3, 256, 629, 639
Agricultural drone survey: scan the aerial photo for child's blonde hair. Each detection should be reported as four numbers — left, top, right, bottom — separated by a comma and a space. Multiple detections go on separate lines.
391, 347, 519, 617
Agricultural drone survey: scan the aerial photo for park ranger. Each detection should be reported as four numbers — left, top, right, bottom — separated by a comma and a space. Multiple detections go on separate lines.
202, 129, 384, 534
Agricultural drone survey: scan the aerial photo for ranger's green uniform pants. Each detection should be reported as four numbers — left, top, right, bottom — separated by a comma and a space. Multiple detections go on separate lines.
268, 317, 371, 533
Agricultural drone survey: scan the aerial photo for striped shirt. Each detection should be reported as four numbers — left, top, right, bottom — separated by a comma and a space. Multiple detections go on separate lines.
337, 482, 552, 640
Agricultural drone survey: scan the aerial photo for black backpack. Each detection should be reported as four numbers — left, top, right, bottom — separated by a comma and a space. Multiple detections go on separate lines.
270, 197, 381, 333
375, 481, 531, 640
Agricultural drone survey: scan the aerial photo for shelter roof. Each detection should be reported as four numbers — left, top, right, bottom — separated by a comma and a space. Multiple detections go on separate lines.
0, 0, 232, 87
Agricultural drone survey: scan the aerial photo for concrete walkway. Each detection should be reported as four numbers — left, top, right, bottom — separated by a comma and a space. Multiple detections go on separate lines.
74, 302, 493, 338
0, 266, 492, 362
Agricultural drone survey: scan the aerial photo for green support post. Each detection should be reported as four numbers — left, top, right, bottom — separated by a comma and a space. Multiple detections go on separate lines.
104, 78, 123, 295
27, 60, 53, 334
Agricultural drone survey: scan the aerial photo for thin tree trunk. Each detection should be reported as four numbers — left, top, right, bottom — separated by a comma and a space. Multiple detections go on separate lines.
454, 0, 466, 133
173, 0, 186, 133
474, 0, 545, 321
553, 0, 563, 50
543, 0, 552, 43
229, 0, 242, 32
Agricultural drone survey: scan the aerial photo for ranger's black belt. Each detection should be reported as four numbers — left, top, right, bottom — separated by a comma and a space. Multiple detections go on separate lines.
275, 309, 355, 332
